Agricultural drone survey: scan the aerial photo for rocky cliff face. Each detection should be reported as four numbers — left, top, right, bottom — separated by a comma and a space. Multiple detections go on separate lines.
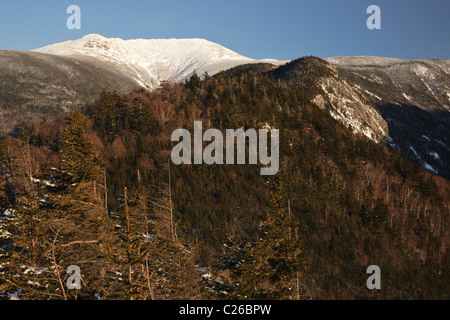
326, 57, 450, 113
327, 57, 450, 178
269, 57, 389, 142
312, 72, 389, 143
268, 56, 449, 177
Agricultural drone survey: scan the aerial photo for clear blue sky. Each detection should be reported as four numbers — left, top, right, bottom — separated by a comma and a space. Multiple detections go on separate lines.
0, 0, 448, 60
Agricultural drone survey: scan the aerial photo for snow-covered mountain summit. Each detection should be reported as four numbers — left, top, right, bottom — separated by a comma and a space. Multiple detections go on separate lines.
33, 34, 286, 88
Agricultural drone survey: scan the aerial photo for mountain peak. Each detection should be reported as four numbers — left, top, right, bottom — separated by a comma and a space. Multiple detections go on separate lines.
33, 35, 286, 88
81, 33, 107, 41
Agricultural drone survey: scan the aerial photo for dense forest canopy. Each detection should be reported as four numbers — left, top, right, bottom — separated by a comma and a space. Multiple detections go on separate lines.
0, 59, 449, 299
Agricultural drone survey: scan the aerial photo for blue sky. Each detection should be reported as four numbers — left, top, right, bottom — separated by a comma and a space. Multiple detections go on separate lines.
0, 0, 448, 60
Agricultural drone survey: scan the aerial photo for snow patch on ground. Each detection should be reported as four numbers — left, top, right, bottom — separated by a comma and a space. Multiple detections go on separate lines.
409, 146, 420, 160
428, 151, 440, 160
424, 163, 438, 174
423, 81, 435, 95
364, 90, 382, 100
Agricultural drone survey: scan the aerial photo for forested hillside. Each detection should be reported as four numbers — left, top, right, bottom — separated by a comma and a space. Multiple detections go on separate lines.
1, 63, 448, 300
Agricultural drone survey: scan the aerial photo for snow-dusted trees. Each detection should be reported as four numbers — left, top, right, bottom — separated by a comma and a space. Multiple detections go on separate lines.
111, 163, 200, 300
0, 112, 202, 300
0, 128, 60, 299
46, 111, 114, 298
212, 176, 309, 299
0, 112, 114, 299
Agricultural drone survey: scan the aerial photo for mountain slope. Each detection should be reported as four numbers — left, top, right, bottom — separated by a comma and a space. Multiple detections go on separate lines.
1, 36, 448, 177
326, 56, 450, 113
0, 35, 285, 135
2, 70, 448, 300
33, 34, 286, 88
269, 57, 389, 143
325, 56, 450, 178
0, 50, 140, 134
265, 56, 449, 177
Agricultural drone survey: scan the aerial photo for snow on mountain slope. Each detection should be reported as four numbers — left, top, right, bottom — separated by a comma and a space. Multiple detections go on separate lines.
326, 56, 450, 177
33, 34, 286, 88
326, 56, 450, 113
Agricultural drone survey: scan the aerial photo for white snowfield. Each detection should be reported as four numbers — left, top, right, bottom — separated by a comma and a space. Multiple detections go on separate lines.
33, 34, 287, 88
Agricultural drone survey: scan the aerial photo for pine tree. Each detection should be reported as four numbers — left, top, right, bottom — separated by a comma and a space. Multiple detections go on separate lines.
0, 130, 66, 299
144, 162, 200, 299
56, 111, 102, 187
45, 111, 114, 299
186, 72, 202, 94
109, 186, 153, 299
215, 175, 309, 299
111, 163, 200, 300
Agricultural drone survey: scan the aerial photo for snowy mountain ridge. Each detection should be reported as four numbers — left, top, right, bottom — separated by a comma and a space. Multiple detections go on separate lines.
33, 34, 286, 88
325, 56, 450, 177
1, 35, 447, 177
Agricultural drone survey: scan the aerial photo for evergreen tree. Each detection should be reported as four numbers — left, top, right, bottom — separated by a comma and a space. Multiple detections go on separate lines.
46, 111, 113, 299
111, 164, 200, 300
186, 72, 202, 94
56, 111, 102, 187
0, 131, 66, 299
214, 176, 309, 299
